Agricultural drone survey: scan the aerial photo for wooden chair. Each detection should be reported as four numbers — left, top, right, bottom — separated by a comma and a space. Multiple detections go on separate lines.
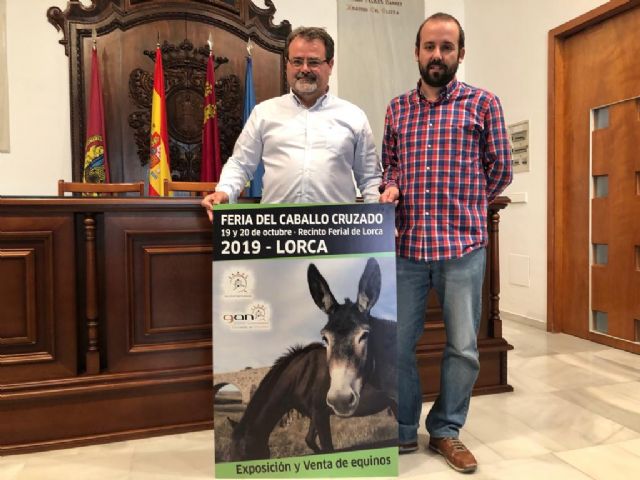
163, 180, 217, 197
58, 179, 145, 197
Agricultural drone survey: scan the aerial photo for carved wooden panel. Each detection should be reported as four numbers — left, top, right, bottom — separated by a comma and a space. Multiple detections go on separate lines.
47, 0, 291, 183
0, 248, 37, 346
127, 40, 243, 181
132, 241, 212, 347
0, 216, 77, 383
103, 210, 213, 372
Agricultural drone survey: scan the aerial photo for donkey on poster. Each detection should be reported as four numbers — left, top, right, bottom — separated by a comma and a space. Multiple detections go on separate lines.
227, 343, 393, 461
307, 257, 397, 417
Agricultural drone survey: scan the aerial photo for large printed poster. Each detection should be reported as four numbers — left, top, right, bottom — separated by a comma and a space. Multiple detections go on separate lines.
213, 203, 398, 478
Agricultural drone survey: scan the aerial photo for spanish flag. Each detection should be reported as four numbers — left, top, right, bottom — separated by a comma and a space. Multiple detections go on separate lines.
148, 45, 171, 196
83, 45, 110, 184
200, 52, 222, 182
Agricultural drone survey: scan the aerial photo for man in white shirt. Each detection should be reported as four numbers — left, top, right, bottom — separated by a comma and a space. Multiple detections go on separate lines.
201, 27, 381, 220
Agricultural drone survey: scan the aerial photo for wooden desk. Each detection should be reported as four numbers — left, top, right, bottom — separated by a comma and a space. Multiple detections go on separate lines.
0, 197, 511, 454
0, 198, 213, 454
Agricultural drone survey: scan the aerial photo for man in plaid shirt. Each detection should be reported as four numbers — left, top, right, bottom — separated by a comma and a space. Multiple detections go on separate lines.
380, 13, 512, 473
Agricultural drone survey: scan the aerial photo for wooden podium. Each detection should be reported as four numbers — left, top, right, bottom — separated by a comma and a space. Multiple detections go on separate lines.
0, 197, 511, 454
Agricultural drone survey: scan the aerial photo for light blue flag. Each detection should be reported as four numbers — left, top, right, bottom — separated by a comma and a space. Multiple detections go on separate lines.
244, 56, 262, 197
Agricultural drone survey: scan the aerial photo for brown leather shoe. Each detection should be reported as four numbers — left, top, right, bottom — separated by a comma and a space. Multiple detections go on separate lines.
428, 437, 477, 473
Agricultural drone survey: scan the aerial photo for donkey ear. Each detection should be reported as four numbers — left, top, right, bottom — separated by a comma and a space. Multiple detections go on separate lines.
357, 258, 381, 312
227, 417, 239, 429
307, 263, 337, 313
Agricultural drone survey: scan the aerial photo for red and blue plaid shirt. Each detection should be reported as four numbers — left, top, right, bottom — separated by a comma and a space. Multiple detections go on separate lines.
382, 79, 513, 261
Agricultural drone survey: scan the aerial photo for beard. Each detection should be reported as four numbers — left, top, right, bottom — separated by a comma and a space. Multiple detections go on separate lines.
419, 58, 459, 88
292, 72, 319, 96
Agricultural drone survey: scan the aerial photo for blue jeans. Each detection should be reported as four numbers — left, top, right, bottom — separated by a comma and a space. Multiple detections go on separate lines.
397, 248, 486, 442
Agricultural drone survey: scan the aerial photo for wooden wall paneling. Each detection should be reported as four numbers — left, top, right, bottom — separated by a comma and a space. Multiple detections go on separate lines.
103, 207, 213, 373
0, 369, 213, 454
0, 214, 77, 383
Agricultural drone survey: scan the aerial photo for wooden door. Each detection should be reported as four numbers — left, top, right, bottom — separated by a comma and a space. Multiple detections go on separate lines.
549, 0, 640, 353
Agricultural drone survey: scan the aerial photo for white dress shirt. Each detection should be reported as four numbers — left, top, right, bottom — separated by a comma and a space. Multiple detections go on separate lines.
215, 92, 382, 203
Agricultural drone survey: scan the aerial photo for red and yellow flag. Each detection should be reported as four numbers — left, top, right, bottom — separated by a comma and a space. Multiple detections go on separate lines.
83, 46, 110, 184
148, 46, 171, 196
200, 53, 222, 182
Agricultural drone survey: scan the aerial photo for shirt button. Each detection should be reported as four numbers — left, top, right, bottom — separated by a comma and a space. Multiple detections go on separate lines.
429, 123, 433, 127
426, 167, 431, 171
426, 189, 430, 193
425, 212, 430, 216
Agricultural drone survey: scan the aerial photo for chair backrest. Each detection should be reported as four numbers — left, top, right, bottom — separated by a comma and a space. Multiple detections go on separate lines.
163, 180, 217, 197
58, 179, 145, 197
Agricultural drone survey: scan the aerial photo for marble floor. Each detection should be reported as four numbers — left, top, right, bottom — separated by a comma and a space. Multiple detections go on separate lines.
1, 319, 639, 479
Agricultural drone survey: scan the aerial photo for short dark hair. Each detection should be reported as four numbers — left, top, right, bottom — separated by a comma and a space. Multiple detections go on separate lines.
415, 13, 465, 50
285, 27, 335, 61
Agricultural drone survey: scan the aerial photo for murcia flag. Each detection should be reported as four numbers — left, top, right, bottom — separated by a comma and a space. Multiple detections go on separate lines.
148, 45, 171, 196
83, 46, 109, 184
200, 52, 222, 182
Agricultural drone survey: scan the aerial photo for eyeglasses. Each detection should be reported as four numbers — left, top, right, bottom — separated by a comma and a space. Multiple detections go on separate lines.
287, 57, 328, 69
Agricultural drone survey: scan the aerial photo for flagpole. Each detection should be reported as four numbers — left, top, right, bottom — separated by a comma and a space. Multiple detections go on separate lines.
245, 38, 260, 198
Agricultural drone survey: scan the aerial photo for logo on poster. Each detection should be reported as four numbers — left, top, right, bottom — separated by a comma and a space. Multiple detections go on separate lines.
223, 270, 252, 298
222, 303, 270, 330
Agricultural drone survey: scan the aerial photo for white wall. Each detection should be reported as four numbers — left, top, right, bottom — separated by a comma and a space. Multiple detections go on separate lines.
0, 0, 10, 153
463, 0, 607, 326
272, 0, 338, 94
0, 0, 71, 195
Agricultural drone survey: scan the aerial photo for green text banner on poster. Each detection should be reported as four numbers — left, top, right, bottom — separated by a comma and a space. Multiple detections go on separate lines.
213, 203, 398, 478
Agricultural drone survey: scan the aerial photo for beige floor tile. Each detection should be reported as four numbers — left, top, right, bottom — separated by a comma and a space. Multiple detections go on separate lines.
0, 462, 24, 480
618, 437, 640, 455
593, 348, 640, 371
505, 354, 625, 391
502, 322, 605, 358
16, 447, 133, 480
481, 391, 638, 449
404, 454, 593, 480
130, 439, 212, 479
556, 440, 640, 480
555, 381, 640, 433
554, 351, 639, 382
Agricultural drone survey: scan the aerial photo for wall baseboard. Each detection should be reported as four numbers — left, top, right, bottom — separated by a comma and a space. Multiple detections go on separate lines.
501, 311, 546, 330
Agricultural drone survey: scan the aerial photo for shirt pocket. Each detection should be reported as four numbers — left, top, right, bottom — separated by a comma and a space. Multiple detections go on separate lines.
452, 121, 482, 168
319, 125, 355, 157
